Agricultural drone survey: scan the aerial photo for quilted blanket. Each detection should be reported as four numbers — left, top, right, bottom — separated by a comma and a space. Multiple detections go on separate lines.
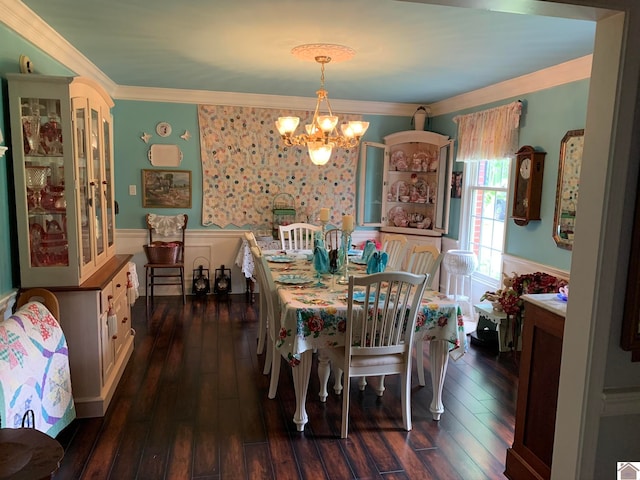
0, 301, 75, 437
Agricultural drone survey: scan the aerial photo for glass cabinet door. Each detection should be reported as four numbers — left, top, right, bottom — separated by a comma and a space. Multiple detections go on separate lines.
9, 73, 116, 287
21, 96, 70, 269
91, 107, 105, 260
73, 98, 94, 270
358, 131, 453, 236
103, 115, 115, 253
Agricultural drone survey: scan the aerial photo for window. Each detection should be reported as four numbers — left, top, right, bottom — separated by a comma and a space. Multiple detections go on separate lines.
462, 159, 510, 282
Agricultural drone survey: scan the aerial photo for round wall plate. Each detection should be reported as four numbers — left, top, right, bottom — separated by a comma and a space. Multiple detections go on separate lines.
156, 121, 172, 137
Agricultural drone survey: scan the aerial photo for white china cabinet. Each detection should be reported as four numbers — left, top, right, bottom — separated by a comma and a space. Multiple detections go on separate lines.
8, 74, 133, 417
8, 74, 116, 287
358, 130, 454, 279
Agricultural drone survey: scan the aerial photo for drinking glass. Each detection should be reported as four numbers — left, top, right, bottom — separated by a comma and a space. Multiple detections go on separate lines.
25, 166, 50, 214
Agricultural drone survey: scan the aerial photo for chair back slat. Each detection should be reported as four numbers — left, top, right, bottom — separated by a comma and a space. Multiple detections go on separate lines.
325, 228, 343, 250
381, 234, 408, 271
278, 223, 322, 250
405, 244, 443, 289
347, 271, 427, 355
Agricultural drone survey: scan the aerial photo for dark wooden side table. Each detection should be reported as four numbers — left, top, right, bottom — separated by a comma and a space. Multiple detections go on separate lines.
0, 428, 64, 479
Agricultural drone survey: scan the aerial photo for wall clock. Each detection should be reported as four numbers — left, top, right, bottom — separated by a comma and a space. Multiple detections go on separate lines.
156, 121, 172, 137
512, 145, 546, 226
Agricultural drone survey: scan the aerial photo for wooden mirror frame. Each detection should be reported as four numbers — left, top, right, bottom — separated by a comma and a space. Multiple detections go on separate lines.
553, 129, 584, 250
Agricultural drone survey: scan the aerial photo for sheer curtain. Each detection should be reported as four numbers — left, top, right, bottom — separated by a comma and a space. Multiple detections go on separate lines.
453, 101, 522, 162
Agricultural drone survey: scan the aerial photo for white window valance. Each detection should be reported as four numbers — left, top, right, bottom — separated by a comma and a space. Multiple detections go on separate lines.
453, 101, 522, 162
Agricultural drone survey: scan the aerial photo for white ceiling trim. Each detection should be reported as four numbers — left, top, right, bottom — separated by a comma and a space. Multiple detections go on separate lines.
113, 85, 422, 116
430, 55, 593, 116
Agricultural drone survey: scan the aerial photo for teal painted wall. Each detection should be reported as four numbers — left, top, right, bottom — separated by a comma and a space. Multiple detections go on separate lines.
113, 100, 412, 230
0, 19, 587, 296
431, 80, 589, 271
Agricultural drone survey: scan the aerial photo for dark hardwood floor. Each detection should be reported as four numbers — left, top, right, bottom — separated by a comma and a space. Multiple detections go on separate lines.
54, 294, 519, 480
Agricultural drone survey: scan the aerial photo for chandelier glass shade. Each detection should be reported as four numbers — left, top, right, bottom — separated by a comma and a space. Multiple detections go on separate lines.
276, 55, 369, 165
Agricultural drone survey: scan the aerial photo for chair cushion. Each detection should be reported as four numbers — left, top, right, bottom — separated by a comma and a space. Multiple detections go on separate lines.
327, 348, 404, 367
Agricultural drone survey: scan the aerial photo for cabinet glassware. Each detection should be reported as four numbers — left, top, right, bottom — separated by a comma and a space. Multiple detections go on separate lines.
8, 74, 115, 287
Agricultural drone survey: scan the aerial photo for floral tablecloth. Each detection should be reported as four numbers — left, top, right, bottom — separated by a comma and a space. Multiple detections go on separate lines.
265, 254, 465, 430
270, 259, 465, 366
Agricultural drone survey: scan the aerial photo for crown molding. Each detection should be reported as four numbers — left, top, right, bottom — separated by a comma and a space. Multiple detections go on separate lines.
1, 0, 118, 95
113, 85, 420, 116
2, 0, 591, 118
429, 55, 592, 116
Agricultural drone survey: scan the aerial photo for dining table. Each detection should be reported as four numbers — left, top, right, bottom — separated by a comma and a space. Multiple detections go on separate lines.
263, 249, 466, 431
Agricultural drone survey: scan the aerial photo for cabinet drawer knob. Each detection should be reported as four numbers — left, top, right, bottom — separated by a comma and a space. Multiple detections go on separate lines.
116, 283, 122, 288
122, 317, 128, 323
112, 335, 118, 340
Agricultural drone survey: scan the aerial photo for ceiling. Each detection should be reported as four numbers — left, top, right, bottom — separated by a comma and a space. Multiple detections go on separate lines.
17, 0, 598, 106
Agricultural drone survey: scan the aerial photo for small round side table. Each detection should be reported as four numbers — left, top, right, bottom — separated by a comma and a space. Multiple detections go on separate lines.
0, 428, 64, 479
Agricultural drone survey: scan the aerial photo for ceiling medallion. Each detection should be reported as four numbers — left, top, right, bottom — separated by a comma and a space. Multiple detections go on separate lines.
276, 44, 368, 166
291, 43, 356, 63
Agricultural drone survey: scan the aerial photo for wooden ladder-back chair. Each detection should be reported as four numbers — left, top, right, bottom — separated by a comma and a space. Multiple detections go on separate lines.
278, 223, 321, 250
324, 271, 429, 438
324, 228, 343, 251
250, 245, 281, 399
144, 213, 188, 308
381, 234, 408, 271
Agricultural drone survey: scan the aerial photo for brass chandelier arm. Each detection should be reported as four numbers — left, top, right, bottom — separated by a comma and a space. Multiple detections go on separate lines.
276, 45, 369, 165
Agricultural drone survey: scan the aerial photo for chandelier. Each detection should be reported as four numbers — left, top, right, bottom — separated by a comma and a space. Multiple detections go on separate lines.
276, 44, 369, 166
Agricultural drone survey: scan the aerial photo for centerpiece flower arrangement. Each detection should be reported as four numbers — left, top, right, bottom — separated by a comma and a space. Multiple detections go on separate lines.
481, 272, 568, 316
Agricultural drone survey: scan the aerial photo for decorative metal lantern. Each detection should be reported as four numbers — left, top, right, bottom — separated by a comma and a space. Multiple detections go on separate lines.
214, 264, 232, 295
192, 264, 210, 296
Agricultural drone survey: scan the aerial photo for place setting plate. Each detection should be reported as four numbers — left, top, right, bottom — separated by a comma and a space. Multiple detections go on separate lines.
349, 256, 368, 265
277, 274, 314, 285
346, 292, 387, 303
265, 255, 296, 263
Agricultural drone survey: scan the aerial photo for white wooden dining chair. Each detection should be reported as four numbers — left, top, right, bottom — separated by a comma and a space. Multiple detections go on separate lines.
279, 223, 321, 250
244, 231, 266, 353
324, 271, 428, 438
324, 228, 343, 251
405, 244, 448, 386
244, 231, 259, 249
405, 244, 442, 290
250, 246, 281, 399
381, 234, 408, 271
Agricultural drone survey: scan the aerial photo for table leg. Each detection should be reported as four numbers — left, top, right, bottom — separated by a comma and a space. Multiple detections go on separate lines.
429, 339, 449, 420
292, 350, 312, 431
317, 349, 330, 402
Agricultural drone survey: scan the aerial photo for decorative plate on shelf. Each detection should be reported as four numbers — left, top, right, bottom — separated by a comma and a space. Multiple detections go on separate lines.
388, 206, 409, 227
276, 274, 313, 285
265, 255, 295, 263
390, 180, 408, 197
428, 182, 437, 202
411, 179, 429, 198
391, 150, 408, 171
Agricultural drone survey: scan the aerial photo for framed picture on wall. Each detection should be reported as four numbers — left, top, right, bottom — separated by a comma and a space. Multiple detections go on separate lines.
142, 169, 192, 208
451, 171, 462, 199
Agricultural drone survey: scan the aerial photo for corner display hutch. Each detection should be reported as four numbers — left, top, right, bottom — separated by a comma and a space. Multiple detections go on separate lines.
7, 73, 133, 417
358, 130, 454, 284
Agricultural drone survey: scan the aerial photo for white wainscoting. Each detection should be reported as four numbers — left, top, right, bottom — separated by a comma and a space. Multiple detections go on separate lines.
439, 238, 571, 319
117, 228, 377, 298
